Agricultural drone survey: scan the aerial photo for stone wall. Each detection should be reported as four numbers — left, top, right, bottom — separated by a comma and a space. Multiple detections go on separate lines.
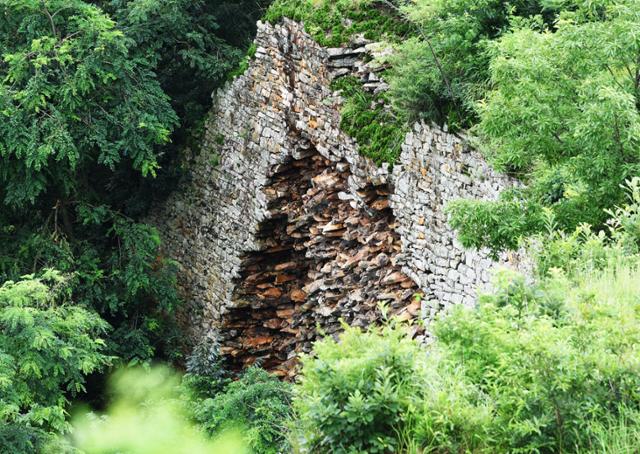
392, 123, 525, 321
150, 19, 522, 375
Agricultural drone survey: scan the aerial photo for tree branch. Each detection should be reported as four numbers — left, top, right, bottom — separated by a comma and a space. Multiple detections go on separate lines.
379, 0, 457, 105
41, 1, 58, 38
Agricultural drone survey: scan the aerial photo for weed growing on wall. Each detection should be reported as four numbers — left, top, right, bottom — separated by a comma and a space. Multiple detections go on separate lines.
332, 76, 408, 165
265, 0, 412, 166
264, 0, 412, 47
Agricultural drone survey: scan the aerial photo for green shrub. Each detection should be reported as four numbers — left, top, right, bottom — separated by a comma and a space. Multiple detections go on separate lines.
293, 322, 428, 453
447, 190, 545, 254
73, 365, 291, 454
182, 338, 230, 399
0, 270, 111, 452
189, 367, 292, 454
530, 177, 640, 277
410, 353, 493, 453
435, 265, 640, 452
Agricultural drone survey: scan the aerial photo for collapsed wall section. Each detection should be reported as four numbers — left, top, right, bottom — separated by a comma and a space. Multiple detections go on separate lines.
219, 147, 419, 375
151, 19, 523, 374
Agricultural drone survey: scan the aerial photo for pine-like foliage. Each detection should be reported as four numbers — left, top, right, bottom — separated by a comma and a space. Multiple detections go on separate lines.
0, 270, 110, 452
0, 0, 177, 207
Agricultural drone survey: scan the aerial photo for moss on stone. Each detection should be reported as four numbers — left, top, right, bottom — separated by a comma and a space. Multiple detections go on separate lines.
264, 0, 413, 166
264, 0, 412, 47
332, 76, 407, 166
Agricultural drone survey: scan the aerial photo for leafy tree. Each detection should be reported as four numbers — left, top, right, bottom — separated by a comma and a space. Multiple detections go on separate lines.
0, 0, 269, 368
449, 0, 640, 252
0, 2, 270, 447
0, 0, 177, 208
0, 0, 183, 366
98, 0, 266, 133
387, 0, 550, 129
0, 205, 182, 366
0, 270, 110, 452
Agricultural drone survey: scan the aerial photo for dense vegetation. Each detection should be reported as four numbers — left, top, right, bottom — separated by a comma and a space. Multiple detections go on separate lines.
15, 184, 639, 453
2, 0, 640, 452
406, 0, 640, 250
293, 179, 640, 453
0, 0, 268, 451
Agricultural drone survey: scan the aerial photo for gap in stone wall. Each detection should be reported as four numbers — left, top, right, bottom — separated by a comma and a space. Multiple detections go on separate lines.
149, 21, 525, 374
219, 153, 319, 374
218, 144, 421, 377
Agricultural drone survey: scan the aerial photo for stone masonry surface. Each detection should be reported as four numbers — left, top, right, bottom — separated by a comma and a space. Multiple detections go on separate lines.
150, 19, 524, 376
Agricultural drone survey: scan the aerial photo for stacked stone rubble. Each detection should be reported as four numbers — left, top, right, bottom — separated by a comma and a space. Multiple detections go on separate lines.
326, 36, 393, 94
150, 19, 523, 375
219, 150, 419, 376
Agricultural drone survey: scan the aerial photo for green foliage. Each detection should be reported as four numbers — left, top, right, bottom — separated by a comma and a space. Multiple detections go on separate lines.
531, 177, 640, 277
182, 338, 230, 398
453, 0, 640, 251
98, 0, 265, 131
265, 0, 412, 47
182, 339, 292, 454
228, 43, 258, 80
0, 270, 110, 452
294, 266, 640, 453
0, 0, 268, 370
188, 366, 292, 454
578, 407, 640, 454
434, 264, 640, 452
293, 321, 428, 453
447, 190, 545, 253
0, 0, 177, 208
387, 0, 549, 128
72, 363, 289, 454
0, 206, 181, 366
332, 76, 407, 165
0, 0, 269, 447
72, 366, 247, 454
